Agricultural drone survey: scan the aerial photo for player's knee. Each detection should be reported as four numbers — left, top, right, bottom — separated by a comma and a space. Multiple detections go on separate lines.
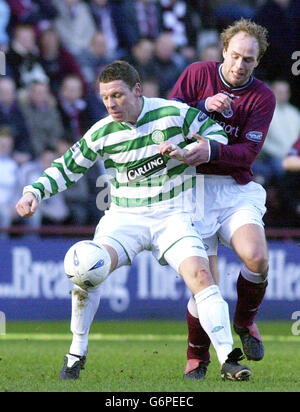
179, 257, 213, 291
244, 250, 268, 275
191, 266, 213, 289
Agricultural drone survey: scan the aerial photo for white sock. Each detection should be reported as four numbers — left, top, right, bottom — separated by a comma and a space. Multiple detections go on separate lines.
187, 295, 198, 318
241, 263, 268, 284
194, 285, 233, 365
69, 285, 101, 356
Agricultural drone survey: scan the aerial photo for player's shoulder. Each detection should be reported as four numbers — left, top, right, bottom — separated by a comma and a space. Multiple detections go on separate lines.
252, 77, 276, 104
144, 96, 190, 111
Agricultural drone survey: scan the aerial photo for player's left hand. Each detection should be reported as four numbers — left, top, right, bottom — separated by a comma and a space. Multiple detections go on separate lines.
182, 134, 210, 166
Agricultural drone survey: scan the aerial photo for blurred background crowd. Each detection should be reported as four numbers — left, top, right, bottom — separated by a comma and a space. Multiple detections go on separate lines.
0, 0, 300, 235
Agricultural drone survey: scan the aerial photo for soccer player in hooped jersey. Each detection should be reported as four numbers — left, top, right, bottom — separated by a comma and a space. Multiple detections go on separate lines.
16, 61, 251, 381
168, 19, 276, 379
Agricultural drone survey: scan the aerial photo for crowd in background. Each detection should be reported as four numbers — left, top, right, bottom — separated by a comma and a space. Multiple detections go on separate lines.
0, 0, 300, 234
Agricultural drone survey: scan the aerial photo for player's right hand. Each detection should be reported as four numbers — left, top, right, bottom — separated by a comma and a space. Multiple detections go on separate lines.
206, 93, 233, 114
16, 192, 39, 218
158, 141, 187, 162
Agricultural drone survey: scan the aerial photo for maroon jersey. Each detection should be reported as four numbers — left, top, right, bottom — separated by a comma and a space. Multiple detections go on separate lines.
288, 137, 300, 156
169, 61, 276, 184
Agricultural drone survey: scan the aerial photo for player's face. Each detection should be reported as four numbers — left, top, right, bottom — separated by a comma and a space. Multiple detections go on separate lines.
100, 80, 143, 124
222, 32, 259, 87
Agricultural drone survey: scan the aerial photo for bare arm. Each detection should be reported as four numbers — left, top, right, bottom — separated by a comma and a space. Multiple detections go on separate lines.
282, 155, 300, 172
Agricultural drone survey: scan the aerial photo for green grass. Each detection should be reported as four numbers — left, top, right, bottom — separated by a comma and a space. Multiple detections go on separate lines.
0, 320, 299, 392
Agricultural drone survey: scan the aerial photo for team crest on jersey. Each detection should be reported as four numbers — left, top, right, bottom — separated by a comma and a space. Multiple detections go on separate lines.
151, 130, 165, 144
221, 107, 234, 118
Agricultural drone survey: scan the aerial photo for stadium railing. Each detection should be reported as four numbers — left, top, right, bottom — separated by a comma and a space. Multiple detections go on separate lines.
0, 225, 300, 240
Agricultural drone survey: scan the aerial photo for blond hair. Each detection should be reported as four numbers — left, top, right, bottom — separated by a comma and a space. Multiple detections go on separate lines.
221, 18, 269, 61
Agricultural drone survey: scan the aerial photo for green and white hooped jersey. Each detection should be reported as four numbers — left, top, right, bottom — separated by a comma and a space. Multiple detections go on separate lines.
23, 97, 228, 212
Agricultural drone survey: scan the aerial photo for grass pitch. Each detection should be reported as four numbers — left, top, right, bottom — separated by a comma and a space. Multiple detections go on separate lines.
0, 320, 299, 392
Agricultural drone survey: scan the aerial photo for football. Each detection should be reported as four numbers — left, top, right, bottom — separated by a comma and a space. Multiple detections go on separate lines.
64, 240, 111, 288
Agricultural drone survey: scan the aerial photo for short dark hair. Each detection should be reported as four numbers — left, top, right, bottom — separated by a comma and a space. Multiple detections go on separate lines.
99, 60, 141, 89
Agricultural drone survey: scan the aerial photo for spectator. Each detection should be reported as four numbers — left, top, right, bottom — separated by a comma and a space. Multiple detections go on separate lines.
275, 138, 300, 227
252, 80, 300, 187
19, 80, 64, 157
6, 0, 58, 32
282, 138, 300, 172
57, 75, 90, 142
159, 0, 188, 47
185, 0, 216, 49
142, 77, 160, 97
213, 0, 255, 32
52, 0, 96, 58
76, 31, 111, 86
56, 136, 90, 225
254, 0, 299, 82
199, 43, 222, 62
18, 146, 70, 229
85, 79, 108, 126
152, 32, 186, 97
6, 24, 48, 88
0, 77, 32, 164
134, 0, 162, 40
160, 0, 209, 51
179, 45, 198, 67
125, 38, 156, 81
39, 28, 86, 94
89, 0, 120, 59
89, 0, 140, 58
0, 0, 10, 51
0, 126, 19, 237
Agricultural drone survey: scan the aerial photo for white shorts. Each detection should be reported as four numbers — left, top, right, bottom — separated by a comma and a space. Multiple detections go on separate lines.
94, 207, 208, 273
194, 176, 267, 256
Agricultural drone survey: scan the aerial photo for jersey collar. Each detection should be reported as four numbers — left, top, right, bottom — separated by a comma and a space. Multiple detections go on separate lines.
218, 63, 254, 91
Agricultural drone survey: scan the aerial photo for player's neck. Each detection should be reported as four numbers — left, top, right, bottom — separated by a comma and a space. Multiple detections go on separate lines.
129, 97, 144, 125
219, 64, 253, 90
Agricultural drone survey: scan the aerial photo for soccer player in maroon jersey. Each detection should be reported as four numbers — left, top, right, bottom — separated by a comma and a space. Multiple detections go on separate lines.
168, 19, 276, 379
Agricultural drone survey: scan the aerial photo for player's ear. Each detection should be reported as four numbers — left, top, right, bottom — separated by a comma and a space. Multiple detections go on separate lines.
222, 48, 227, 60
133, 82, 143, 97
